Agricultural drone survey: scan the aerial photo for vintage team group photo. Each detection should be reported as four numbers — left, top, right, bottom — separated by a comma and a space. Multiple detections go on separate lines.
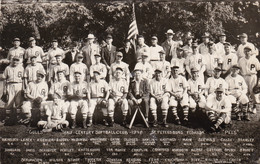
0, 0, 260, 163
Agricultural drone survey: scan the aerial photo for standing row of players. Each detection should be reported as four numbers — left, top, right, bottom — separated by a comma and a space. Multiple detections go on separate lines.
2, 30, 260, 132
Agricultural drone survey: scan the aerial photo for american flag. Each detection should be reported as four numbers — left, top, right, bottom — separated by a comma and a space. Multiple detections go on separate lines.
127, 3, 139, 47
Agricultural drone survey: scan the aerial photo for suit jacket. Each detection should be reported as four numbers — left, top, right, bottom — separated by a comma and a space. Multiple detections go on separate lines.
101, 45, 117, 66
63, 51, 75, 67
128, 78, 150, 99
119, 47, 136, 72
82, 43, 100, 69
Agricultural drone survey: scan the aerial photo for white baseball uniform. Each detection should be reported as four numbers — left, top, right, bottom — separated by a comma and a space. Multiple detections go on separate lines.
89, 63, 107, 79
237, 42, 258, 59
7, 47, 25, 64
187, 78, 206, 109
154, 60, 171, 78
203, 52, 222, 76
134, 62, 154, 80
171, 58, 186, 76
109, 61, 130, 82
25, 46, 45, 63
47, 47, 64, 61
24, 63, 46, 84
205, 77, 228, 96
222, 52, 238, 74
70, 62, 88, 82
52, 62, 70, 82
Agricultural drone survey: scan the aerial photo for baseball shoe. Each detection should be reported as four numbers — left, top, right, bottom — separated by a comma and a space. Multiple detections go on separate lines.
152, 120, 158, 127
236, 115, 241, 121
42, 128, 52, 133
175, 118, 181, 125
183, 117, 189, 125
244, 114, 250, 121
71, 120, 76, 129
103, 119, 109, 126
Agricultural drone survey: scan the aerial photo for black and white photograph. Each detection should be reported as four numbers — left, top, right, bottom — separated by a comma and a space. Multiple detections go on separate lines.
0, 0, 260, 163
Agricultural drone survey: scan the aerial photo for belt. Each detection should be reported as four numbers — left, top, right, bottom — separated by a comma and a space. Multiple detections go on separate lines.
92, 97, 104, 99
7, 82, 22, 84
150, 59, 159, 61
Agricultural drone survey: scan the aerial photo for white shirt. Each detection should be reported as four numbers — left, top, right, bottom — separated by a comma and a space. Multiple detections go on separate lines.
238, 56, 260, 76
237, 42, 258, 59
150, 45, 164, 61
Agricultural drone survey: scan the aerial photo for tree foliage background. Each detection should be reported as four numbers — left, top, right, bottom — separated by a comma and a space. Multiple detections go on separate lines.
0, 1, 260, 51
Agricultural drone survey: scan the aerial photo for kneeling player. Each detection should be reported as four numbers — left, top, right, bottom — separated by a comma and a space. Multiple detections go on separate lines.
20, 70, 48, 125
187, 67, 206, 114
68, 71, 88, 128
108, 67, 129, 127
37, 92, 69, 132
225, 65, 249, 121
166, 65, 189, 125
206, 87, 232, 132
88, 71, 110, 126
149, 69, 168, 127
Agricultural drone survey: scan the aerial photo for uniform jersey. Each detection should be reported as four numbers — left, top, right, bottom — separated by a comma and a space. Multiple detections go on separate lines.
154, 60, 171, 78
237, 42, 258, 59
134, 62, 154, 79
89, 63, 107, 79
206, 94, 231, 113
109, 79, 129, 97
7, 47, 25, 64
149, 78, 168, 97
70, 62, 88, 82
205, 77, 228, 95
150, 45, 164, 61
182, 45, 193, 58
53, 62, 70, 82
45, 101, 68, 120
136, 44, 150, 60
3, 65, 24, 83
198, 43, 209, 55
225, 74, 247, 95
25, 46, 45, 63
49, 79, 71, 99
110, 61, 130, 80
26, 81, 48, 100
187, 78, 205, 94
203, 52, 222, 74
47, 47, 64, 60
166, 76, 188, 94
222, 52, 238, 73
24, 63, 45, 83
89, 80, 109, 98
215, 42, 225, 56
238, 56, 260, 76
171, 58, 186, 75
185, 53, 205, 74
69, 81, 88, 98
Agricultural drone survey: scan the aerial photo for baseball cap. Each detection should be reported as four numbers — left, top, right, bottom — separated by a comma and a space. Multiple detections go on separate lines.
29, 37, 35, 42
12, 55, 20, 60
116, 52, 123, 57
151, 35, 158, 40
208, 41, 215, 46
215, 87, 224, 93
74, 71, 82, 75
202, 32, 210, 38
244, 46, 252, 51
115, 67, 123, 72
191, 67, 199, 72
218, 33, 226, 37
106, 34, 113, 39
57, 70, 65, 74
13, 38, 20, 42
52, 39, 58, 42
55, 54, 62, 58
30, 54, 37, 59
133, 68, 143, 73
94, 53, 101, 57
176, 47, 184, 51
154, 69, 162, 73
53, 92, 62, 99
159, 49, 165, 54
93, 70, 101, 75
141, 52, 149, 57
165, 29, 174, 35
76, 52, 83, 58
239, 33, 248, 38
214, 67, 223, 71
37, 70, 46, 76
192, 42, 198, 47
232, 65, 240, 69
223, 42, 231, 46
87, 34, 95, 39
137, 35, 144, 39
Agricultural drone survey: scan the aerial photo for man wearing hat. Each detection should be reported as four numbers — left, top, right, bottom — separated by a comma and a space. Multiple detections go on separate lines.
225, 65, 249, 121
128, 68, 150, 122
68, 71, 89, 128
187, 67, 206, 115
221, 42, 238, 78
237, 33, 258, 59
239, 46, 260, 113
198, 32, 211, 55
24, 54, 46, 87
7, 38, 25, 65
161, 29, 178, 62
108, 67, 129, 127
109, 51, 130, 83
37, 92, 69, 132
88, 70, 110, 127
154, 49, 171, 78
205, 67, 228, 97
150, 35, 164, 68
149, 68, 168, 127
185, 42, 206, 82
205, 87, 232, 132
69, 52, 88, 82
63, 41, 79, 67
20, 70, 48, 125
134, 52, 154, 80
82, 34, 100, 69
171, 47, 186, 76
101, 34, 117, 69
89, 53, 107, 80
52, 54, 69, 83
203, 41, 222, 80
136, 35, 150, 62
182, 35, 194, 58
215, 33, 227, 55
47, 39, 65, 62
24, 37, 45, 65
2, 55, 24, 122
166, 65, 189, 125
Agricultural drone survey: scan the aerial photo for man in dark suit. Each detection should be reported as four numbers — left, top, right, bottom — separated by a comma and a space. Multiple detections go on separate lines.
119, 39, 136, 72
101, 34, 117, 69
63, 42, 78, 67
128, 68, 150, 121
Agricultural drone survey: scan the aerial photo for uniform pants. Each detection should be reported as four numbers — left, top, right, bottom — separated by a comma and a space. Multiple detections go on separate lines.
69, 100, 88, 119
5, 83, 23, 109
243, 74, 257, 98
128, 97, 149, 118
108, 97, 128, 118
89, 98, 107, 117
37, 119, 69, 129
189, 95, 206, 109
150, 96, 169, 117
207, 111, 231, 124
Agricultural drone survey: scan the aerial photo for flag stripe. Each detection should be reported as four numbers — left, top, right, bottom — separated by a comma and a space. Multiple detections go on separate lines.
127, 3, 138, 41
